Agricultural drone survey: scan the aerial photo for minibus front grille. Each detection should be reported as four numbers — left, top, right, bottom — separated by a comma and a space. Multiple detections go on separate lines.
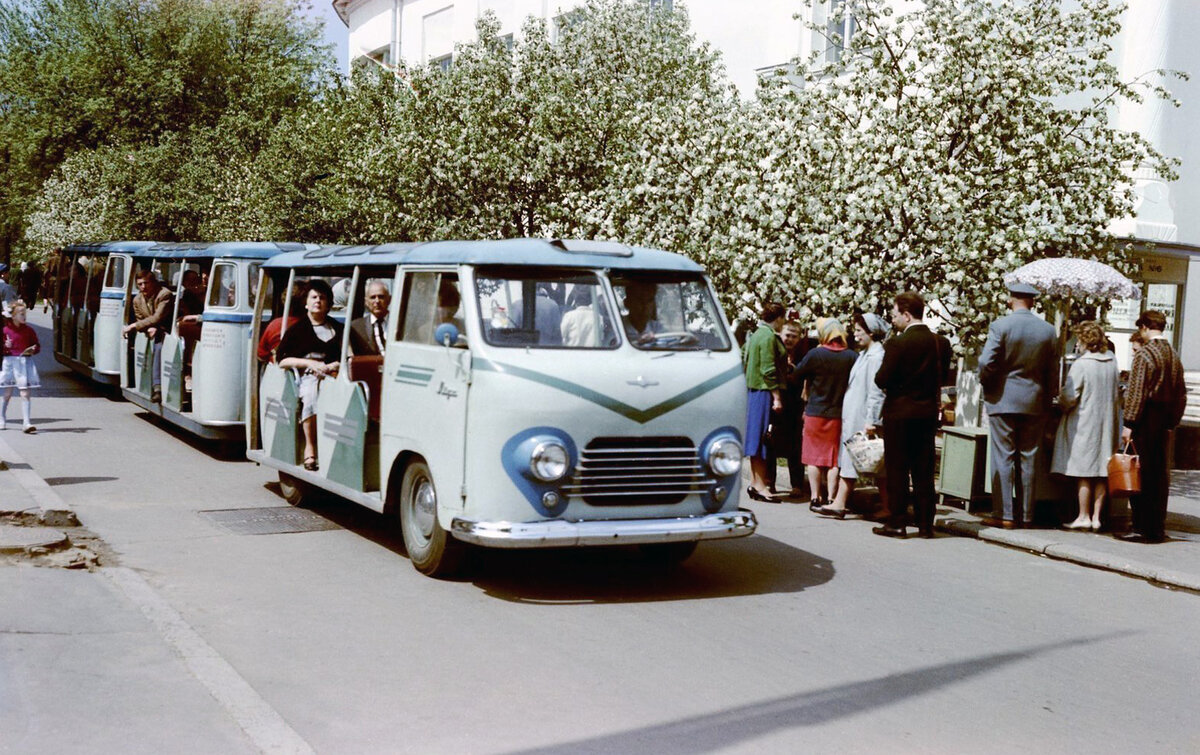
562, 436, 712, 505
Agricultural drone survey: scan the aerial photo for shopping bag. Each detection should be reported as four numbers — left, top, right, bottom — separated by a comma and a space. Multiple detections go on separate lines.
1107, 441, 1140, 497
844, 431, 884, 475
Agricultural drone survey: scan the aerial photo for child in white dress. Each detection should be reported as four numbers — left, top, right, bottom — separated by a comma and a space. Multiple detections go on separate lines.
1, 300, 41, 433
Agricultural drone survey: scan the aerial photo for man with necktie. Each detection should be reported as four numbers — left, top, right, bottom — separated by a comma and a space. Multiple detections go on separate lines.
350, 280, 391, 356
873, 291, 950, 539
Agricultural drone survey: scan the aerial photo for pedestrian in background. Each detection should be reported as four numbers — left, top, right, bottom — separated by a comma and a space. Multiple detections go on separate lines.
873, 291, 948, 538
793, 317, 857, 509
816, 312, 888, 519
743, 302, 788, 502
1, 301, 41, 433
1118, 310, 1186, 543
0, 263, 17, 317
977, 281, 1059, 527
19, 261, 42, 311
1051, 320, 1120, 531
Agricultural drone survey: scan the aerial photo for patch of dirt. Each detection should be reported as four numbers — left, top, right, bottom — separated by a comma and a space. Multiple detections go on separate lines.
0, 512, 117, 571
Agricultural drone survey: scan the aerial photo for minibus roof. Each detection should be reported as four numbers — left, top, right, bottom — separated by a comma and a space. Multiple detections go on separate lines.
261, 239, 705, 272
63, 241, 160, 254
135, 241, 316, 261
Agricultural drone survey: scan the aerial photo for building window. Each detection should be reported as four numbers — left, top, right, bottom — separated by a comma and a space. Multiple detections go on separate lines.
552, 10, 582, 42
423, 5, 454, 64
648, 0, 673, 10
1107, 280, 1182, 368
430, 54, 453, 71
501, 33, 514, 52
825, 0, 857, 64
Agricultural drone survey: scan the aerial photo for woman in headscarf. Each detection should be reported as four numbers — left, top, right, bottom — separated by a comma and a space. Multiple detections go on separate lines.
815, 312, 888, 518
792, 317, 857, 508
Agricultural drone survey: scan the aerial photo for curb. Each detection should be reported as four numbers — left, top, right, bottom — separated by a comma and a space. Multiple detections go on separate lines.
937, 516, 1200, 593
0, 523, 69, 553
0, 436, 77, 523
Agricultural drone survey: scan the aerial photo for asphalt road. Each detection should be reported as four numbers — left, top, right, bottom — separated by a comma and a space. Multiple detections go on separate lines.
4, 312, 1199, 753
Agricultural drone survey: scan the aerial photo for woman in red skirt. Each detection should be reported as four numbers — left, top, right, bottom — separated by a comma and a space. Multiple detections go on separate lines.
792, 318, 857, 508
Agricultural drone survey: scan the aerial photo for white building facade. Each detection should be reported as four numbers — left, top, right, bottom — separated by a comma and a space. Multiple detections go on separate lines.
333, 0, 1200, 371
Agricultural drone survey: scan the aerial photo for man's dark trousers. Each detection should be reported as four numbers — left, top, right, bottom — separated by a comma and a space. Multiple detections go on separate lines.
1130, 401, 1173, 540
883, 416, 938, 531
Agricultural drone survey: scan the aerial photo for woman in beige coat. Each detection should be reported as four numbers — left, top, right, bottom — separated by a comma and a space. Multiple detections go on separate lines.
1052, 321, 1121, 530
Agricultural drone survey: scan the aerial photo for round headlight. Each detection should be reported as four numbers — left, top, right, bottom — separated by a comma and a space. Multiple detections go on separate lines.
530, 441, 569, 482
707, 438, 743, 477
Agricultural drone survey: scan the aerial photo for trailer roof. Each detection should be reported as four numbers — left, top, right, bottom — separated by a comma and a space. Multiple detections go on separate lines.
261, 239, 704, 272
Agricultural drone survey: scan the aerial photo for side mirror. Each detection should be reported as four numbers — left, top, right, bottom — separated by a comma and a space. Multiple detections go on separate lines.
434, 323, 459, 347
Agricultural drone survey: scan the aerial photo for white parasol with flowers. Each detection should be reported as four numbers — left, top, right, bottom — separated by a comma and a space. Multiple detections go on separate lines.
1005, 257, 1141, 383
1003, 257, 1141, 302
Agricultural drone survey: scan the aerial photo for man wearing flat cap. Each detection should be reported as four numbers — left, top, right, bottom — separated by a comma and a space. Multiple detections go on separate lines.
978, 281, 1059, 526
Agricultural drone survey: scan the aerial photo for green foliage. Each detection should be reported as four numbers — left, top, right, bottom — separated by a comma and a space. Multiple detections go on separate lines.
11, 0, 1183, 351
238, 1, 732, 244
1, 0, 335, 256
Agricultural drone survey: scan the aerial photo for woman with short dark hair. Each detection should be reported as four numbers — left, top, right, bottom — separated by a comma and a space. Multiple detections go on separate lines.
277, 279, 343, 471
743, 302, 788, 501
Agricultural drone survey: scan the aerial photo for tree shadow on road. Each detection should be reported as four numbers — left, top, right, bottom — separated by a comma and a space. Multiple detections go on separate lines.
505, 632, 1133, 754
43, 475, 119, 486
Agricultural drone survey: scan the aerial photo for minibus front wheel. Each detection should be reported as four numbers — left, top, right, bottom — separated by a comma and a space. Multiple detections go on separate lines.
399, 459, 465, 577
278, 472, 310, 507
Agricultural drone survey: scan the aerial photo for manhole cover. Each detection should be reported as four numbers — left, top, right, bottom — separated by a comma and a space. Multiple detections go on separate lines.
199, 507, 341, 535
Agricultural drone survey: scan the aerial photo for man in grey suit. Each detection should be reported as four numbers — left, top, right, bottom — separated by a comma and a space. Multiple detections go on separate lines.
349, 280, 391, 356
978, 281, 1059, 526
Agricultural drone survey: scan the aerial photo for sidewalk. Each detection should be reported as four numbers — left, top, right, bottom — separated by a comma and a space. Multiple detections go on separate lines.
756, 464, 1200, 593
935, 471, 1200, 592
0, 437, 304, 753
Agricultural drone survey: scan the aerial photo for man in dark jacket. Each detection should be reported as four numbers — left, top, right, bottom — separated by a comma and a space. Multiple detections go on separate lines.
873, 291, 950, 538
977, 282, 1059, 526
19, 262, 42, 309
349, 280, 391, 356
1119, 310, 1186, 543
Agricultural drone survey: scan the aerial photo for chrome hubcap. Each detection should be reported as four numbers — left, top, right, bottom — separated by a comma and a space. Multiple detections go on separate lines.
412, 478, 436, 541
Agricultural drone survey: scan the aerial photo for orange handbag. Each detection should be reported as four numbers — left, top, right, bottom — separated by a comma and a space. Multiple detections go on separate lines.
1108, 441, 1141, 497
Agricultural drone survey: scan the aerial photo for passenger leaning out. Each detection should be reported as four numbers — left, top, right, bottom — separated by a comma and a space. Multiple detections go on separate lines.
276, 280, 342, 471
122, 270, 174, 404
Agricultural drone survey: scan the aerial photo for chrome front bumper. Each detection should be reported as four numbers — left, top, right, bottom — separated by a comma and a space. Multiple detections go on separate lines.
449, 509, 757, 548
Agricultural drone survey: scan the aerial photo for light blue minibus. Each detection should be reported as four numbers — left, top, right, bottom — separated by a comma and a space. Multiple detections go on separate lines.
247, 239, 756, 576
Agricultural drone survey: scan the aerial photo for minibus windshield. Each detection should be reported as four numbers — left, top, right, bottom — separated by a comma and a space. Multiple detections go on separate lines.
475, 268, 619, 349
610, 272, 732, 351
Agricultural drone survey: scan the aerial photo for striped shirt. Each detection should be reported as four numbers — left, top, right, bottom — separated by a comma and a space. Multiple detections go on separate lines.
1123, 337, 1186, 428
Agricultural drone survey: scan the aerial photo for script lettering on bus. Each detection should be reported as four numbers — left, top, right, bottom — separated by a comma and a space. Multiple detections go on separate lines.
436, 382, 458, 400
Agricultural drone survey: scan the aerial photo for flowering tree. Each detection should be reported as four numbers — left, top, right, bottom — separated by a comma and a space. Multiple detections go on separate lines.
589, 0, 1180, 346
776, 0, 1179, 346
19, 0, 1180, 351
